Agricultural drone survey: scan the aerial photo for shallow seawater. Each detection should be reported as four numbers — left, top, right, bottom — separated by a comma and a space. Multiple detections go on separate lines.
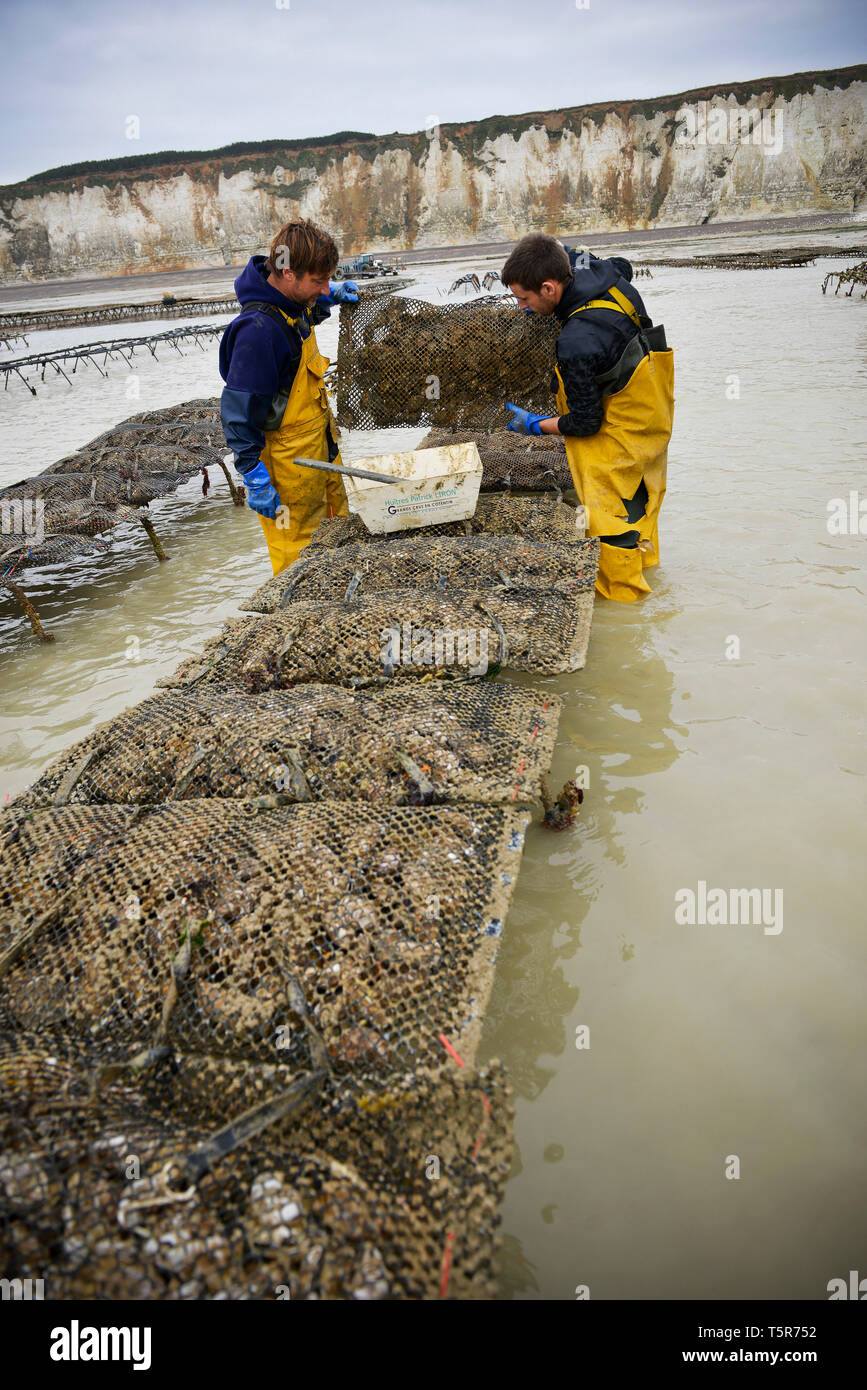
1, 231, 865, 1300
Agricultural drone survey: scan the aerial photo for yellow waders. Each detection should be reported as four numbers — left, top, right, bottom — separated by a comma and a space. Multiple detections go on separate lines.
554, 286, 675, 602
257, 310, 348, 575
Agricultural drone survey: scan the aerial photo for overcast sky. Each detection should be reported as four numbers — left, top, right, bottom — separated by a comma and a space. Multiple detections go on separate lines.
1, 0, 864, 184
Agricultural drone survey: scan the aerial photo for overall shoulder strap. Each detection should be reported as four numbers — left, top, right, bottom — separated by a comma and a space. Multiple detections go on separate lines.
239, 301, 303, 353
568, 285, 642, 328
603, 286, 642, 326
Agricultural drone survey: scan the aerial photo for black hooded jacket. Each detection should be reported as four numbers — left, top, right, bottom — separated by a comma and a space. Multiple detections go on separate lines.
553, 252, 650, 437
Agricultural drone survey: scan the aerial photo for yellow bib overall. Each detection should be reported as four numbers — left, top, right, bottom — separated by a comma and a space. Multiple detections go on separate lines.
257, 310, 348, 575
554, 286, 675, 602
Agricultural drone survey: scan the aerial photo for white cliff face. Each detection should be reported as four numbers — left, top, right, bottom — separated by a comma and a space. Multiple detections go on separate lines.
1, 70, 864, 281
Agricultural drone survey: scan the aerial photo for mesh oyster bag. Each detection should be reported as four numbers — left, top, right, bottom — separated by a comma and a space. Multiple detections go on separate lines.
0, 800, 529, 1077
16, 682, 561, 810
125, 398, 222, 425
0, 1030, 513, 1300
242, 535, 599, 614
88, 419, 226, 447
1, 532, 113, 570
77, 422, 228, 458
39, 500, 139, 537
43, 441, 224, 478
308, 493, 585, 550
159, 587, 596, 689
0, 471, 175, 507
336, 295, 560, 429
1, 402, 229, 579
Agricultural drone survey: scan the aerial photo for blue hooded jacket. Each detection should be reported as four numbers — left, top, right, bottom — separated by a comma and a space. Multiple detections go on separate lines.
219, 255, 333, 474
554, 250, 650, 437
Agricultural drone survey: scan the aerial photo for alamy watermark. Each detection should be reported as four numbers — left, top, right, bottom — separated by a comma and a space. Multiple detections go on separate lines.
380, 623, 489, 676
1, 497, 44, 545
828, 1270, 867, 1299
675, 880, 783, 935
674, 102, 783, 156
49, 1321, 151, 1369
827, 491, 867, 535
1, 1277, 44, 1300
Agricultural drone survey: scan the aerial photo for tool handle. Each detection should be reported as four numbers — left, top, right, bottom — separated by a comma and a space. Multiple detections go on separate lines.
293, 456, 407, 485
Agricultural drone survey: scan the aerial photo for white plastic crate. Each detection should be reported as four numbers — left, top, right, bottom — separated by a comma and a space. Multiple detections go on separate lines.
344, 443, 482, 533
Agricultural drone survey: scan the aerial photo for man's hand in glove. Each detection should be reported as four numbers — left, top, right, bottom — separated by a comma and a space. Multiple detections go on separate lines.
505, 402, 550, 436
320, 279, 359, 305
243, 461, 281, 519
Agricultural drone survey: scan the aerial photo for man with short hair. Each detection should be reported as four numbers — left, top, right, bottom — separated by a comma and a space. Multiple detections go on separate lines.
501, 233, 674, 602
219, 219, 357, 574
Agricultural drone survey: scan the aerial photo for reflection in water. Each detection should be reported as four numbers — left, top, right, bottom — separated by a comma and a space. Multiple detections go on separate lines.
483, 605, 683, 1104
497, 1233, 541, 1298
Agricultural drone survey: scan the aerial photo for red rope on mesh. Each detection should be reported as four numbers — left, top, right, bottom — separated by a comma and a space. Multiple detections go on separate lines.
471, 1092, 492, 1161
2, 546, 33, 581
439, 1231, 456, 1298
511, 716, 543, 802
510, 758, 525, 803
435, 1065, 495, 1294
438, 1033, 464, 1067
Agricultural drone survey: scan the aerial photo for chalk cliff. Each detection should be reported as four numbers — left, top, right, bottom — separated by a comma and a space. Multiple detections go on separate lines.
1, 64, 864, 281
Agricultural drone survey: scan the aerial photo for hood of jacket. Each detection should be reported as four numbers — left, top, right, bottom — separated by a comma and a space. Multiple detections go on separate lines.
233, 255, 308, 312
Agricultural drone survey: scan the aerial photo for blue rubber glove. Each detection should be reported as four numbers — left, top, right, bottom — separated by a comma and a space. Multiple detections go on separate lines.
320, 279, 359, 305
243, 461, 280, 519
505, 402, 547, 436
